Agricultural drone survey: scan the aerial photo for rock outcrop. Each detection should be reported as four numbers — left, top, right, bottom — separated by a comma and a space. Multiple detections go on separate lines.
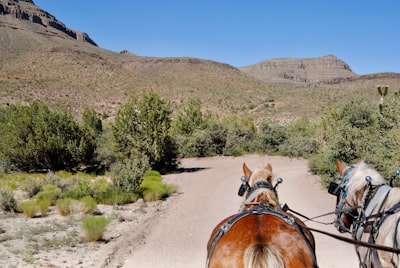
239, 55, 357, 84
0, 0, 97, 46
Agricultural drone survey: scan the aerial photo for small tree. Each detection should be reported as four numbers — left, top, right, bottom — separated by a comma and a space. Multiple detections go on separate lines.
112, 92, 178, 172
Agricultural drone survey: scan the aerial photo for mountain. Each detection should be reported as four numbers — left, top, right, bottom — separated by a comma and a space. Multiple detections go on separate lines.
239, 55, 357, 84
1, 0, 399, 124
0, 0, 96, 45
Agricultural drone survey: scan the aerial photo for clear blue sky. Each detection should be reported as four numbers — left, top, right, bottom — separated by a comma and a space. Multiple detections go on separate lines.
33, 0, 399, 75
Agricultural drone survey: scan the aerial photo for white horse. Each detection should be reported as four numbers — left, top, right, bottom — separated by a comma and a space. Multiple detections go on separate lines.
334, 159, 400, 267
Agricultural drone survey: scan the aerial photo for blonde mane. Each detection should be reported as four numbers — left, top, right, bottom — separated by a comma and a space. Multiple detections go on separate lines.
346, 160, 385, 195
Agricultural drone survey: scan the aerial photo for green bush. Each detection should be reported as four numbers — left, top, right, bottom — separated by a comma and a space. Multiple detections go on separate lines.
0, 102, 101, 172
79, 196, 97, 214
140, 170, 178, 201
0, 188, 17, 212
111, 156, 150, 194
309, 95, 400, 183
37, 199, 50, 216
95, 186, 138, 205
172, 103, 227, 158
223, 116, 256, 156
91, 177, 111, 202
81, 216, 109, 242
19, 200, 39, 218
112, 92, 178, 172
36, 184, 61, 206
62, 179, 93, 200
56, 198, 73, 216
20, 177, 43, 198
255, 121, 287, 154
278, 118, 318, 157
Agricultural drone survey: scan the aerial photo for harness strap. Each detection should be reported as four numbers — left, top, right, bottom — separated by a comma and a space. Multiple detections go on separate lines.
206, 205, 318, 268
354, 185, 400, 267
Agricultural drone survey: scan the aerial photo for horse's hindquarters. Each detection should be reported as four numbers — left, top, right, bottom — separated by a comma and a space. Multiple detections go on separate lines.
207, 213, 316, 268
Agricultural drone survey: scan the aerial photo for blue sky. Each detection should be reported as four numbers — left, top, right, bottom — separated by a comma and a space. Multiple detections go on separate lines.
33, 0, 399, 75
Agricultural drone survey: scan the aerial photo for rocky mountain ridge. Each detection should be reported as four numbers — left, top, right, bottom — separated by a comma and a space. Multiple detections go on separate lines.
0, 0, 97, 45
1, 0, 399, 123
239, 55, 357, 84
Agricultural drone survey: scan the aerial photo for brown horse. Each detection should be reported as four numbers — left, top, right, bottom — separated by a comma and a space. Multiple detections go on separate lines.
206, 162, 318, 268
331, 159, 400, 267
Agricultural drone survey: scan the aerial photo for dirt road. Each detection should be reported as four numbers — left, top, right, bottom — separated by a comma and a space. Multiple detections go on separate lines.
122, 155, 359, 267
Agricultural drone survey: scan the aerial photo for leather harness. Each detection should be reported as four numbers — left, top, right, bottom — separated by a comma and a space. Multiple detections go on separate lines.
206, 203, 319, 268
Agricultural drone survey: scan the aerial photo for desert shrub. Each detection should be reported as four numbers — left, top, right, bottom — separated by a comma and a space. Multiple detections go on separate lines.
112, 92, 178, 172
19, 200, 39, 218
171, 99, 227, 158
0, 188, 17, 212
68, 199, 87, 214
179, 129, 215, 157
223, 116, 257, 156
62, 179, 93, 200
310, 97, 383, 182
56, 198, 73, 216
0, 103, 102, 172
111, 155, 150, 194
79, 196, 97, 214
94, 126, 116, 169
20, 177, 43, 198
278, 118, 319, 157
37, 199, 50, 216
140, 170, 178, 201
96, 187, 138, 205
36, 184, 61, 206
81, 216, 109, 242
162, 183, 179, 197
255, 121, 287, 154
80, 108, 103, 167
43, 172, 73, 191
90, 177, 111, 202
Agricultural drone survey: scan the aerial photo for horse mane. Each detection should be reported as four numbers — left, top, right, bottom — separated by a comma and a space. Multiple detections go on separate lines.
349, 161, 400, 210
347, 160, 385, 196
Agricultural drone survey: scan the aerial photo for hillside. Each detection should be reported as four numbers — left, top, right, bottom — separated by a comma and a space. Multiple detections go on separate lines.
239, 55, 357, 84
1, 0, 399, 124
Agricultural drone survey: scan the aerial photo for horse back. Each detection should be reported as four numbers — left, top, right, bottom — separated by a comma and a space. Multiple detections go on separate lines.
207, 212, 316, 268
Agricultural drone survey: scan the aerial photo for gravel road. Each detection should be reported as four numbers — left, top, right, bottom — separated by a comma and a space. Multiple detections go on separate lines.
122, 155, 359, 267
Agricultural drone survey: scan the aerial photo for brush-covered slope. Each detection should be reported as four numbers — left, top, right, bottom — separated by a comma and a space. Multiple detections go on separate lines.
1, 0, 399, 124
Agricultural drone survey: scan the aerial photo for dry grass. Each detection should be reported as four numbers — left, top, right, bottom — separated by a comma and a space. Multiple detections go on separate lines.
1, 15, 399, 124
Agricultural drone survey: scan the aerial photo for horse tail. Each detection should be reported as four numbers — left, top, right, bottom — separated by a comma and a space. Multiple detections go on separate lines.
244, 244, 286, 268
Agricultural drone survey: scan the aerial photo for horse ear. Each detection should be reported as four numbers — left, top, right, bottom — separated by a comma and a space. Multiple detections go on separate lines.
243, 162, 252, 178
336, 159, 344, 176
356, 157, 363, 163
266, 163, 272, 172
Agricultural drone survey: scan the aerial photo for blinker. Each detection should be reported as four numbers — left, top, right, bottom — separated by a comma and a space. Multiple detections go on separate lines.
238, 176, 249, 196
328, 181, 341, 196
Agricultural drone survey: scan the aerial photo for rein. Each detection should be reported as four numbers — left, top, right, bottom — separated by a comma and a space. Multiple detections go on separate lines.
304, 226, 400, 255
281, 203, 400, 254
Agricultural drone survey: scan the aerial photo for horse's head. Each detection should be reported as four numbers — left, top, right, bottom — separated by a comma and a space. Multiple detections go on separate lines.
331, 159, 385, 232
238, 162, 281, 209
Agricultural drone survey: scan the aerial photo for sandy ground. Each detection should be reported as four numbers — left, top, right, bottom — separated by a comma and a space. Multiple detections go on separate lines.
0, 155, 359, 267
123, 155, 359, 268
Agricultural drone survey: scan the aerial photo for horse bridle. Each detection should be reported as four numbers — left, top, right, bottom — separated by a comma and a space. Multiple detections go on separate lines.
328, 166, 360, 233
329, 166, 400, 267
237, 175, 283, 199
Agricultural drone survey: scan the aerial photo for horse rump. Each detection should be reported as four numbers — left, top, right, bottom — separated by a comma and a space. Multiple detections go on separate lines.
244, 243, 285, 268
